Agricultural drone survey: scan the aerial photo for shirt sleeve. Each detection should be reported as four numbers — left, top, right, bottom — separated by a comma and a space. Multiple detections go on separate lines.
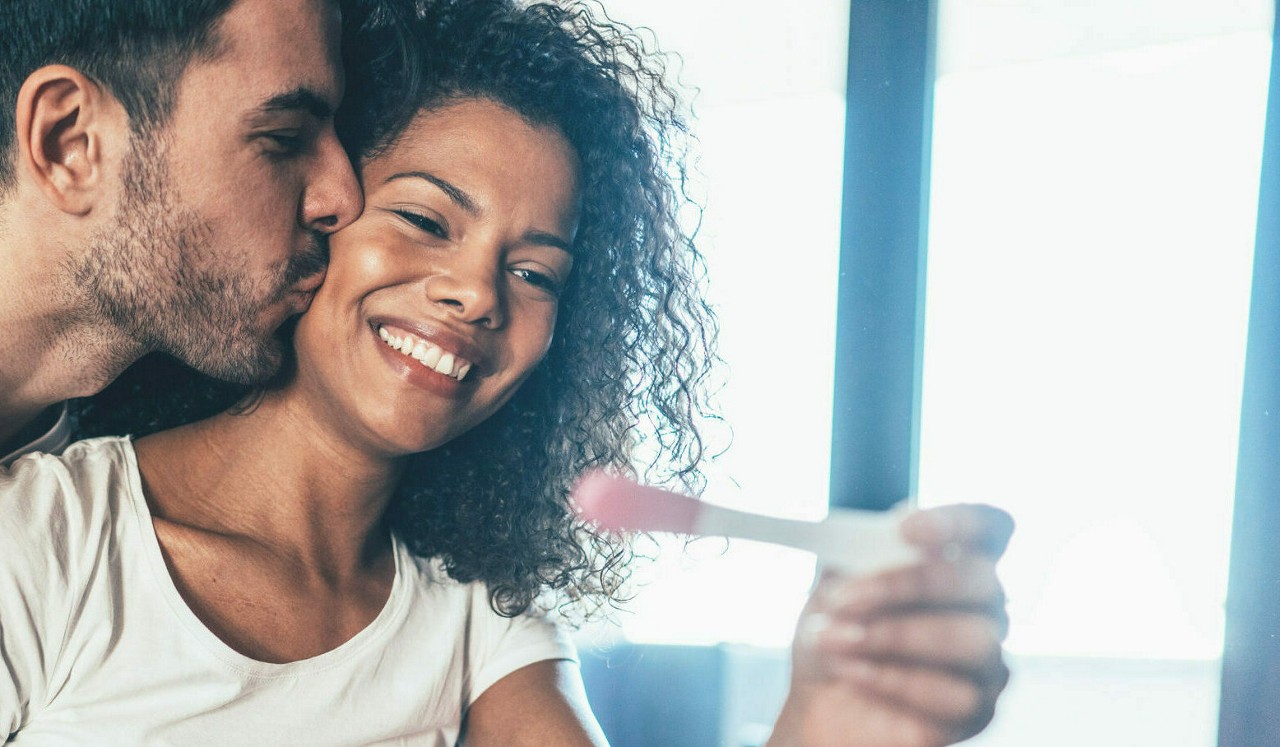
0, 447, 105, 737
465, 586, 578, 705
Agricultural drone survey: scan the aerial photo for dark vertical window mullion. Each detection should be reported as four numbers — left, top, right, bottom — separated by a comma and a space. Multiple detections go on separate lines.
829, 0, 938, 511
1219, 4, 1280, 745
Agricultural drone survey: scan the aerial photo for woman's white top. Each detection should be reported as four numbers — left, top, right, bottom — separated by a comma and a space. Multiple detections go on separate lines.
0, 437, 575, 746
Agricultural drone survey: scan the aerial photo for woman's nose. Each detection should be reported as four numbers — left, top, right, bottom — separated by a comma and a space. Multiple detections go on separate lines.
424, 256, 505, 329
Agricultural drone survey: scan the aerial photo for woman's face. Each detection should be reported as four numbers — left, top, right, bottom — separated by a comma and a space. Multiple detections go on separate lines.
289, 98, 580, 454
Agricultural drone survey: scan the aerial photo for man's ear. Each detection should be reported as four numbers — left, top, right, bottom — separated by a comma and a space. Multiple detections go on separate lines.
14, 65, 124, 216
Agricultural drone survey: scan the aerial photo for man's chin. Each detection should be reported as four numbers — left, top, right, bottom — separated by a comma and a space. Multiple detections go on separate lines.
172, 333, 286, 386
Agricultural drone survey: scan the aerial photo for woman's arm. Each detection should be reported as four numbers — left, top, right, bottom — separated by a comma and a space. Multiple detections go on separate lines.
461, 660, 610, 747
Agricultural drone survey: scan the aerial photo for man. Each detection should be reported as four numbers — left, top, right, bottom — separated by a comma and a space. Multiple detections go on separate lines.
0, 0, 361, 465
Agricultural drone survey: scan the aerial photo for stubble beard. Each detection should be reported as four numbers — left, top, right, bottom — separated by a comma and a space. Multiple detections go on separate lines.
73, 132, 329, 385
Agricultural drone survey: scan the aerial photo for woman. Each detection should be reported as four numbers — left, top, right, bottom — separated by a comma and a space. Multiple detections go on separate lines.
2, 1, 1011, 744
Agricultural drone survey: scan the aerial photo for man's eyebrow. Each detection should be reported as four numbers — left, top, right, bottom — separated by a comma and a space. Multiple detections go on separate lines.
385, 171, 480, 216
254, 87, 336, 120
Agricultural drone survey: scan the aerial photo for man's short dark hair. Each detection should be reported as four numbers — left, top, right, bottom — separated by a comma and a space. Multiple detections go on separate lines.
0, 0, 239, 190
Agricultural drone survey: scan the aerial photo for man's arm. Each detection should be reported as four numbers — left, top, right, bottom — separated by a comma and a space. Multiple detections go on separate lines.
460, 660, 609, 747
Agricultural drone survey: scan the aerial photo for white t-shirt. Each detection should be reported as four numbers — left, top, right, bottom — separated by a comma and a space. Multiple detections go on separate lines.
0, 437, 576, 746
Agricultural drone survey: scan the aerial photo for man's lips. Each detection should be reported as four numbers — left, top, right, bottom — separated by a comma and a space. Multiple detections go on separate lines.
291, 268, 328, 295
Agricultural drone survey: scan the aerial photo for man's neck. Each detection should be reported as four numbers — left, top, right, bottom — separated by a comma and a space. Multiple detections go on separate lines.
0, 214, 143, 441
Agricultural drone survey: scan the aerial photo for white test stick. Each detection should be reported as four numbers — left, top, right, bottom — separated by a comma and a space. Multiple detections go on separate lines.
572, 470, 921, 576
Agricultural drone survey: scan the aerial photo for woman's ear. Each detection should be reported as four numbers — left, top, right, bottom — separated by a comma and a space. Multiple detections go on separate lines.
14, 65, 125, 216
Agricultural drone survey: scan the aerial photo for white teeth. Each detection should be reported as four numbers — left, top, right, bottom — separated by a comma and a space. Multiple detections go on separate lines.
377, 325, 472, 381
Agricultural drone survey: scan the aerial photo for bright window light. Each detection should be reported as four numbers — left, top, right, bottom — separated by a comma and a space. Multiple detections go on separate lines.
922, 0, 1271, 662
921, 1, 1272, 744
594, 0, 850, 648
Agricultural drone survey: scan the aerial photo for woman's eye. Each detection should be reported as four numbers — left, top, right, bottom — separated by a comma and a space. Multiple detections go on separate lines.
394, 210, 448, 238
511, 267, 562, 295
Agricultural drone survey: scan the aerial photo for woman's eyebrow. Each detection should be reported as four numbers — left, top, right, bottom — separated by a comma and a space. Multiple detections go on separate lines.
524, 230, 574, 254
385, 171, 480, 216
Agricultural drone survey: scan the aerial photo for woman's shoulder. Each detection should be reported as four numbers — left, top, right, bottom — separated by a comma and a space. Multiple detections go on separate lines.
391, 544, 577, 703
397, 549, 510, 619
396, 545, 569, 640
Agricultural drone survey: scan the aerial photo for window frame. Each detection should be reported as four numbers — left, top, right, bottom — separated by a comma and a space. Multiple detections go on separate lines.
830, 0, 938, 511
1219, 4, 1280, 744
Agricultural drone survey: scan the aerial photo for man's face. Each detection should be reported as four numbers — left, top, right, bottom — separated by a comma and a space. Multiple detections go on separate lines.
79, 0, 361, 383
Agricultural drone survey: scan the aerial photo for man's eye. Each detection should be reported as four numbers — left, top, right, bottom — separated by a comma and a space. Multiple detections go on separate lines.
264, 132, 304, 155
394, 210, 448, 238
511, 267, 562, 295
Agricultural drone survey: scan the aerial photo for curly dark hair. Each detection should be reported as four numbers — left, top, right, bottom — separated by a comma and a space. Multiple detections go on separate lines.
76, 0, 721, 621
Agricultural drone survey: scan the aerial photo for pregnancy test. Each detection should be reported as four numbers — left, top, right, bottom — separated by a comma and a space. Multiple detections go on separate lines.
572, 470, 921, 576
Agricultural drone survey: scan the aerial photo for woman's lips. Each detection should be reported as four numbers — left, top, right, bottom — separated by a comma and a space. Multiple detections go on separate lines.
377, 324, 473, 380
368, 317, 487, 398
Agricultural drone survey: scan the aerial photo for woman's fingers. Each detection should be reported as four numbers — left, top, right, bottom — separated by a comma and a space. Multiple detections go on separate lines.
809, 611, 1007, 676
816, 557, 1008, 622
796, 686, 954, 747
827, 657, 1006, 736
796, 611, 1010, 745
792, 663, 1006, 747
900, 504, 1015, 559
784, 503, 1015, 747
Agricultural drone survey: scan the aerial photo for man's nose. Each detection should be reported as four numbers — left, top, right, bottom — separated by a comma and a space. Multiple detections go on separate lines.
301, 131, 362, 234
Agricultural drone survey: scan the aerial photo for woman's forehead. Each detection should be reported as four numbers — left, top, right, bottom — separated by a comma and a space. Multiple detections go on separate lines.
362, 100, 580, 189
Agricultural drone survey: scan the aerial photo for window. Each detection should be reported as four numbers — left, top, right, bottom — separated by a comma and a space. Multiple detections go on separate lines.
579, 3, 1274, 746
919, 1, 1273, 743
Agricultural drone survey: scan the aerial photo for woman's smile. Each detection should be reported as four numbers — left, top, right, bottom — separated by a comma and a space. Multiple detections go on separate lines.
378, 326, 474, 382
368, 317, 487, 399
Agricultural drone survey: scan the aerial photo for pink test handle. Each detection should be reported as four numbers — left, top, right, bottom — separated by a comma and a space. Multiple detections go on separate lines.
572, 469, 921, 575
572, 470, 703, 535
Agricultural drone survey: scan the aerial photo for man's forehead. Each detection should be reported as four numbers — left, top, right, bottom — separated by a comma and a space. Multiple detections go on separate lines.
248, 87, 338, 123
201, 0, 344, 110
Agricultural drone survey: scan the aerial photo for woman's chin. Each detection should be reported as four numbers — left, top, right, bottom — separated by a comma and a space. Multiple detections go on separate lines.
358, 417, 464, 460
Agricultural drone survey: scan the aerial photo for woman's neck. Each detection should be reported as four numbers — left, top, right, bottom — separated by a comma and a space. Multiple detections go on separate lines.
134, 391, 406, 579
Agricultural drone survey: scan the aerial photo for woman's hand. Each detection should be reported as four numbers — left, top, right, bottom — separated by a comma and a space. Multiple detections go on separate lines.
768, 504, 1014, 747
